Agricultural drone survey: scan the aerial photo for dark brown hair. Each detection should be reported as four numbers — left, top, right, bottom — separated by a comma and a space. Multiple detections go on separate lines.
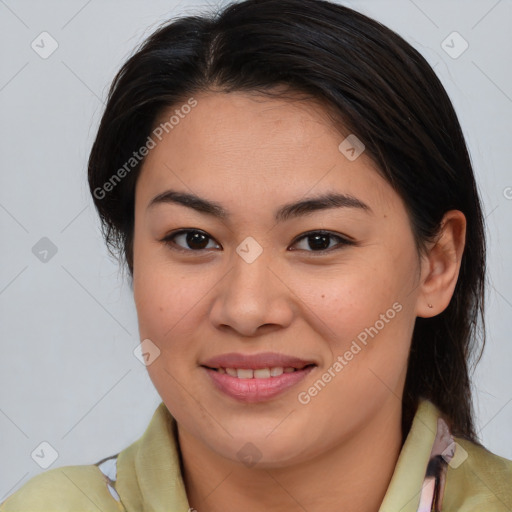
88, 0, 486, 445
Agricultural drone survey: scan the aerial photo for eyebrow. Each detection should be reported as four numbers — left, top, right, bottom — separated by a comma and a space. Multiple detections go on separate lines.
147, 189, 372, 223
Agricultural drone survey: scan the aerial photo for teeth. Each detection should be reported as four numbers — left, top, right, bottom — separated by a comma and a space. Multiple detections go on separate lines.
253, 368, 271, 378
217, 366, 301, 378
237, 368, 254, 379
270, 367, 284, 377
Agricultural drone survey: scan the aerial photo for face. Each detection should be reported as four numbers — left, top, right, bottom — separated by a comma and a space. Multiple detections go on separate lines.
132, 90, 426, 467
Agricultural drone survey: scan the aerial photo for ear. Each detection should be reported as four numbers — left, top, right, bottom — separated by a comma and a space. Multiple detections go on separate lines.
416, 210, 467, 318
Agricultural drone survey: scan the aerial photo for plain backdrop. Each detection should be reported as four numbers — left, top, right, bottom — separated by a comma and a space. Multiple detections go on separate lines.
1, 0, 511, 500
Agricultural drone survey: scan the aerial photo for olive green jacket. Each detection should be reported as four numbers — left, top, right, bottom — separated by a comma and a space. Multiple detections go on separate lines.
1, 399, 511, 511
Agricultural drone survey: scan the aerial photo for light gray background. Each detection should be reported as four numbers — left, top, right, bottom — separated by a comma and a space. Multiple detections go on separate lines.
1, 0, 511, 501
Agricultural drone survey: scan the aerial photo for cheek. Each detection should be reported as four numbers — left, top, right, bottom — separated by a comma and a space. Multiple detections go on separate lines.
306, 264, 399, 336
133, 255, 223, 371
134, 270, 198, 341
133, 266, 204, 407
133, 233, 191, 336
307, 261, 413, 383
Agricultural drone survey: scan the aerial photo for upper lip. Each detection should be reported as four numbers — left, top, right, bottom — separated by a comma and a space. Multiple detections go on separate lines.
201, 352, 317, 370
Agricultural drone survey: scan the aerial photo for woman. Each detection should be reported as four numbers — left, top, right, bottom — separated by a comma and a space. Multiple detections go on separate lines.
2, 0, 511, 510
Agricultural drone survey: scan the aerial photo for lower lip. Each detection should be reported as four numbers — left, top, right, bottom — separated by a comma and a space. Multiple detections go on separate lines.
202, 366, 315, 403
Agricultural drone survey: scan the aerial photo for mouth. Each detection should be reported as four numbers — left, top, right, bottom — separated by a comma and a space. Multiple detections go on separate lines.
203, 363, 315, 379
201, 362, 316, 403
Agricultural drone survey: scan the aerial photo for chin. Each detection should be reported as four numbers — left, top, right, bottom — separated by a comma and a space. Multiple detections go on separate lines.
205, 429, 312, 468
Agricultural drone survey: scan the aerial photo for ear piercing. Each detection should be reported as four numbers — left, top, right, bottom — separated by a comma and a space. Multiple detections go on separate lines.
427, 304, 433, 308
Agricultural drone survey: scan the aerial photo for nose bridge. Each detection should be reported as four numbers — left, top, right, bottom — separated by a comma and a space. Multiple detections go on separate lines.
229, 236, 275, 298
210, 237, 293, 335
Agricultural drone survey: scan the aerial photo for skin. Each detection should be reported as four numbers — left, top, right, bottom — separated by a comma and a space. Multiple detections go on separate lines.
132, 90, 466, 512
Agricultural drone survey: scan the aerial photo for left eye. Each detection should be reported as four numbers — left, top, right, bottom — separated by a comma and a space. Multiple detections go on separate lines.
290, 230, 355, 253
162, 229, 220, 252
161, 229, 354, 253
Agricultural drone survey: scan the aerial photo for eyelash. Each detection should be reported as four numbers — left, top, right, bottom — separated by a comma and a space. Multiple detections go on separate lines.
160, 229, 356, 255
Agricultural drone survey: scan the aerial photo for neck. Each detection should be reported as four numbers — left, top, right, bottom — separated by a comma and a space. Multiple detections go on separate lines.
177, 398, 404, 512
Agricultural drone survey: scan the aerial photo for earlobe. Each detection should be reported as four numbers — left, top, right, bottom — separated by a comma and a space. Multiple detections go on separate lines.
416, 210, 467, 318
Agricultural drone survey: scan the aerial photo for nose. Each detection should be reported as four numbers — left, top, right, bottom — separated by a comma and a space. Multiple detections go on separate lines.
209, 246, 295, 338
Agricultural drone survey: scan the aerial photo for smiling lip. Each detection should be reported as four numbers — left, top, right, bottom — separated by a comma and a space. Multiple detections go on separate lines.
201, 352, 317, 403
201, 352, 316, 370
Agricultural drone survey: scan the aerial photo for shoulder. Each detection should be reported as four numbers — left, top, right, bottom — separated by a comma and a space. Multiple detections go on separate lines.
0, 404, 174, 511
444, 436, 512, 511
0, 463, 124, 512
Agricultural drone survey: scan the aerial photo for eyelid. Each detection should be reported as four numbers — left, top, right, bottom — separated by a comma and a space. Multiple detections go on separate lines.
160, 229, 221, 253
160, 228, 356, 254
290, 230, 356, 253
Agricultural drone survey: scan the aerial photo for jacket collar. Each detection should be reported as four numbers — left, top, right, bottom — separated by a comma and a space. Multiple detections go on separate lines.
115, 398, 451, 511
379, 399, 454, 511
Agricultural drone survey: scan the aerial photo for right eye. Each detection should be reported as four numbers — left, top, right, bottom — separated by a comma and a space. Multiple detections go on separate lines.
160, 229, 221, 253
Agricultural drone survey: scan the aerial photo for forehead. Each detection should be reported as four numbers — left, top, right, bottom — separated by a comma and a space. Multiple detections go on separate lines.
151, 90, 343, 165
136, 91, 400, 218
